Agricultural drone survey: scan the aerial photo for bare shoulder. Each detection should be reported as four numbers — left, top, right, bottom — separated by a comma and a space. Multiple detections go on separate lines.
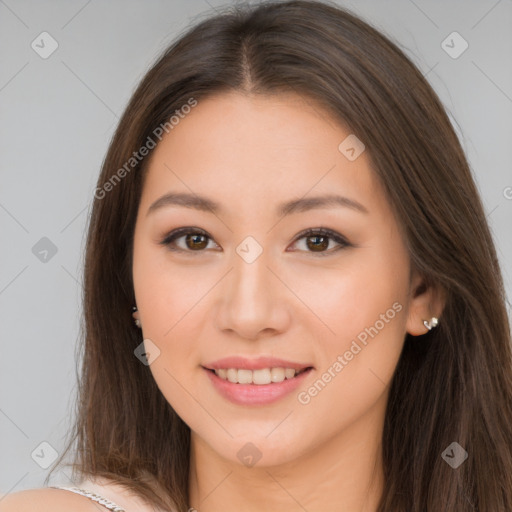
0, 487, 99, 511
0, 476, 175, 512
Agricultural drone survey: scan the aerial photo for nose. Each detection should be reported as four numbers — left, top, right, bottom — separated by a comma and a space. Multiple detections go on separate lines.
214, 247, 292, 341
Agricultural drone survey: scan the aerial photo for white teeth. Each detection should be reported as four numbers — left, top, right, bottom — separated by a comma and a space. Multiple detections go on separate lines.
237, 369, 253, 384
226, 368, 238, 383
284, 368, 296, 379
270, 368, 284, 382
216, 368, 227, 380
254, 368, 272, 384
213, 367, 304, 384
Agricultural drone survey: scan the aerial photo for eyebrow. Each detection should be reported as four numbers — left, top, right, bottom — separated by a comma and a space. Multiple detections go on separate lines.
146, 191, 369, 217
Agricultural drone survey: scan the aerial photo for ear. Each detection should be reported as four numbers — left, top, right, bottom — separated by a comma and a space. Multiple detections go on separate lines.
405, 270, 446, 336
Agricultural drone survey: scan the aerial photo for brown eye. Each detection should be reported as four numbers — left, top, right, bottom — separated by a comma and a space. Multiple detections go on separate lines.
160, 228, 218, 252
160, 226, 350, 256
184, 233, 209, 250
291, 228, 350, 256
305, 234, 330, 252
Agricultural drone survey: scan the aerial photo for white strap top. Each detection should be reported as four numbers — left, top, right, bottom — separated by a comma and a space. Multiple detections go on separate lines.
50, 486, 126, 511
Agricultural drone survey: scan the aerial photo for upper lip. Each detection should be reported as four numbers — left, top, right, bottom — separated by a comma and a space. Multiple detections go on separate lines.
203, 356, 314, 371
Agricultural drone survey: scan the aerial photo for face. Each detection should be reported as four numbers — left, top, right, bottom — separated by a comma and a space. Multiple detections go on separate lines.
132, 91, 420, 467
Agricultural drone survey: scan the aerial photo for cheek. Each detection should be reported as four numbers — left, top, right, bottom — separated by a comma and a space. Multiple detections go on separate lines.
133, 240, 210, 331
292, 246, 408, 341
299, 243, 408, 402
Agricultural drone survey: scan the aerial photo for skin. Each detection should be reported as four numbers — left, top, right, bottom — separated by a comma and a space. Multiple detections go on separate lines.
131, 91, 444, 512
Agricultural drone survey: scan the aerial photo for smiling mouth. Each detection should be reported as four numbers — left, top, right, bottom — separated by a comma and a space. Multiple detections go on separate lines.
204, 367, 313, 385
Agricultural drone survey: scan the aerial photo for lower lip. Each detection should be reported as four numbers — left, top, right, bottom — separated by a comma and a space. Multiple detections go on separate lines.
203, 367, 313, 406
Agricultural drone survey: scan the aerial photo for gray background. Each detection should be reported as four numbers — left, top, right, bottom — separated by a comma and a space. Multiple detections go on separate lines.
1, 0, 511, 495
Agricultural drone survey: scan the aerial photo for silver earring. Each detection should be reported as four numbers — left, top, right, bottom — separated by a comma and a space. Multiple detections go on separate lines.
423, 317, 439, 330
132, 306, 141, 328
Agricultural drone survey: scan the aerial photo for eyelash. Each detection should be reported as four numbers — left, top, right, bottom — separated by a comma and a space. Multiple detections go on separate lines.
159, 227, 351, 257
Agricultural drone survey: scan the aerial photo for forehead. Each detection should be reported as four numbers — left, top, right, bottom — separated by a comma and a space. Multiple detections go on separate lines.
140, 91, 384, 217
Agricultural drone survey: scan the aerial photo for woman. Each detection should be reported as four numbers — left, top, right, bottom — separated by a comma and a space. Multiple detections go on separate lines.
2, 0, 511, 511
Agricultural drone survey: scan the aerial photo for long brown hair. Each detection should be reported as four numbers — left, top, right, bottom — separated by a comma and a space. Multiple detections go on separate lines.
47, 1, 512, 510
